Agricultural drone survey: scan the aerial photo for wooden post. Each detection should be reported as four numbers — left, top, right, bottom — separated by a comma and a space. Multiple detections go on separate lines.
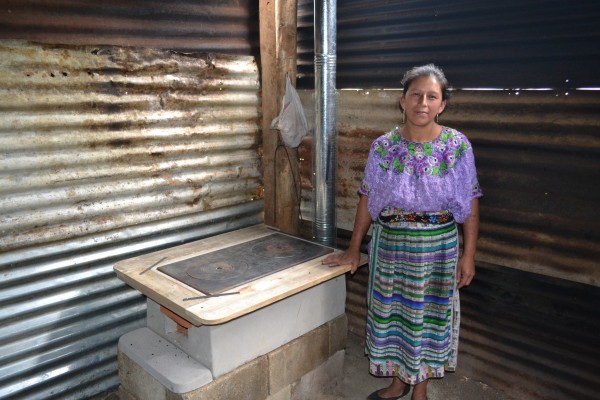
259, 0, 300, 235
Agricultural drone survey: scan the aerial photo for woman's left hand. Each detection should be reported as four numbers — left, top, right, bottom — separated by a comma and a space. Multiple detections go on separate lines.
457, 198, 479, 289
456, 256, 475, 289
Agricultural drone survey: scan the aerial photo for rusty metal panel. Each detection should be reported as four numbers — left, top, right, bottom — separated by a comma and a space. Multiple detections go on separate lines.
0, 0, 259, 56
299, 88, 600, 399
298, 89, 399, 234
0, 41, 263, 253
0, 40, 263, 399
450, 90, 600, 287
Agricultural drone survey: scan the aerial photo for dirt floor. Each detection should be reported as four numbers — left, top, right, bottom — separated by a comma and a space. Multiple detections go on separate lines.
333, 333, 514, 400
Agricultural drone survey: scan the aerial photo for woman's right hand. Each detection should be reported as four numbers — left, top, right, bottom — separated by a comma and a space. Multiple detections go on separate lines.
321, 248, 361, 274
321, 194, 371, 275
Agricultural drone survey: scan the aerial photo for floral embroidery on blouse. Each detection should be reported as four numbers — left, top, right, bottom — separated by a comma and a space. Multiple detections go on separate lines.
372, 127, 470, 177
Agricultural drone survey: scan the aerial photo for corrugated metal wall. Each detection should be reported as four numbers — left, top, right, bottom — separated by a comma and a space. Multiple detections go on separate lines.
459, 262, 600, 400
298, 88, 600, 399
297, 0, 600, 89
0, 34, 262, 400
2, 1, 599, 399
0, 0, 260, 56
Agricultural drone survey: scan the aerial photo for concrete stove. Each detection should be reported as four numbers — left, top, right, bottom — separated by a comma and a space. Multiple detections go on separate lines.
113, 224, 365, 400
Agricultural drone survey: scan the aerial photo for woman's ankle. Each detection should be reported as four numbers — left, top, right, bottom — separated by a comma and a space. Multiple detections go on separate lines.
410, 380, 427, 400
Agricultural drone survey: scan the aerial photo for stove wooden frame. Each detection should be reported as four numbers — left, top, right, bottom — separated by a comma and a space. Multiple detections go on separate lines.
113, 224, 366, 326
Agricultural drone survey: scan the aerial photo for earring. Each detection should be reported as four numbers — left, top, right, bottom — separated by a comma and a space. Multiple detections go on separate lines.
436, 113, 439, 123
402, 109, 406, 125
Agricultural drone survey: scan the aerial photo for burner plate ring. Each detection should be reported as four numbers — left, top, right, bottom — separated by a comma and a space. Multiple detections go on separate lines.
186, 260, 248, 281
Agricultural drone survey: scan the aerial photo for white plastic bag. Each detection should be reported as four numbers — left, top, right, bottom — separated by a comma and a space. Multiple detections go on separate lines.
270, 75, 309, 148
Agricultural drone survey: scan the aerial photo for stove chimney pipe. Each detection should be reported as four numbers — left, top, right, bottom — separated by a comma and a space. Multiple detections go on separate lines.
313, 0, 337, 246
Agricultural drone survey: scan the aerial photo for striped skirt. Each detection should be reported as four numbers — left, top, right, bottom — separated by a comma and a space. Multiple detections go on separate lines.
365, 208, 460, 385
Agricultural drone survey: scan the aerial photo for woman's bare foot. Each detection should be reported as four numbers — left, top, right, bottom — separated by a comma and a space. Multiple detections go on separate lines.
375, 376, 409, 398
410, 380, 428, 400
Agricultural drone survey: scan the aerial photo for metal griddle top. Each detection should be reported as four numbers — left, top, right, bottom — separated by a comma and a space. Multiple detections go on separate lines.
157, 233, 333, 295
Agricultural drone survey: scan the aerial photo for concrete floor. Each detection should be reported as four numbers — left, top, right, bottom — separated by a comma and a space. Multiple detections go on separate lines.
332, 333, 514, 400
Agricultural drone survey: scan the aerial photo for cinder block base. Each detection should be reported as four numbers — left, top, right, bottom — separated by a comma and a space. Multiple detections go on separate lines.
290, 349, 345, 400
118, 314, 348, 400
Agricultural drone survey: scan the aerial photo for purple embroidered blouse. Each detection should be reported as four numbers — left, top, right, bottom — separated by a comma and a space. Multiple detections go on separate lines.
358, 126, 483, 224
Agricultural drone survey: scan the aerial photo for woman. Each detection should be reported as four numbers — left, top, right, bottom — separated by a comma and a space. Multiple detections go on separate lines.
322, 64, 482, 400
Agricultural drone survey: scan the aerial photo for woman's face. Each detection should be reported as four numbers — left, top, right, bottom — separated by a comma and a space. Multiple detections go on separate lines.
400, 75, 446, 126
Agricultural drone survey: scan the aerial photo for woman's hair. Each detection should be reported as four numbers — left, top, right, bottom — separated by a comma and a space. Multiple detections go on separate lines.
401, 63, 451, 101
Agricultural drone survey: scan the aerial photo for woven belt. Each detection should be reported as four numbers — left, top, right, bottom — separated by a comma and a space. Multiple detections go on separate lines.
378, 208, 454, 224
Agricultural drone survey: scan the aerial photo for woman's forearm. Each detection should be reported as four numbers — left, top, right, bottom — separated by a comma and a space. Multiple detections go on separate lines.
462, 198, 480, 259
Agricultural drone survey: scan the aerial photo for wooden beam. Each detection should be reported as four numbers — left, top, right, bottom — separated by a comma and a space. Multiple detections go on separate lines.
259, 0, 300, 235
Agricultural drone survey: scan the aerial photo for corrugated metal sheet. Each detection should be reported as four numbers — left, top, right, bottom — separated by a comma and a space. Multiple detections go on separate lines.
0, 41, 263, 399
298, 88, 600, 399
297, 0, 600, 89
0, 0, 259, 56
459, 262, 600, 400
452, 90, 600, 286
